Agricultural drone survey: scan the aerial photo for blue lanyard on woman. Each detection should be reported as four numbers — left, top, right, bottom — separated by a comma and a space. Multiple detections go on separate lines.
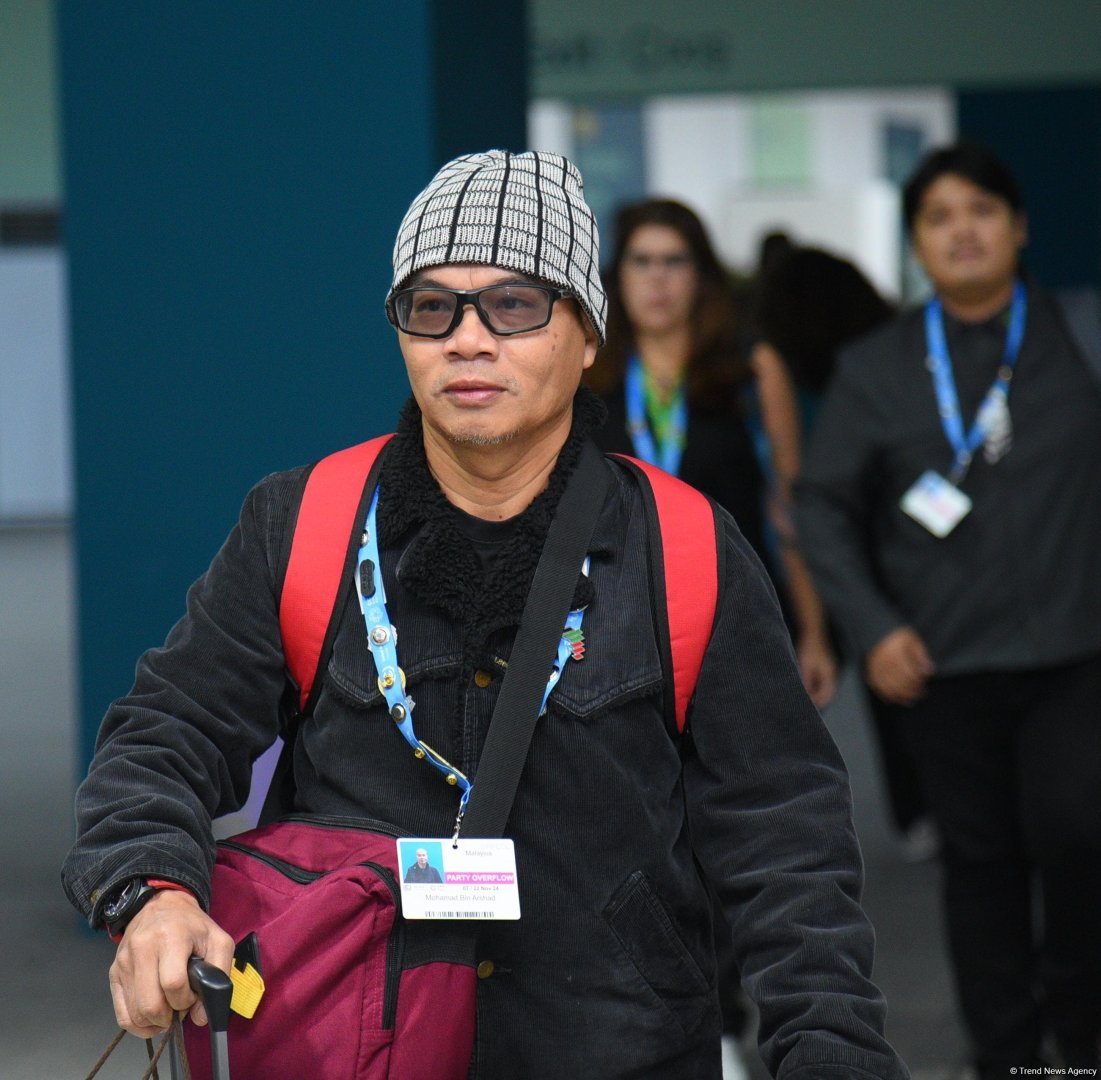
625, 355, 687, 476
924, 280, 1027, 484
355, 488, 589, 815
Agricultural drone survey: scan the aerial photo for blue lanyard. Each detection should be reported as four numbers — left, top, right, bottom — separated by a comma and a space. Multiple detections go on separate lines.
924, 281, 1027, 484
355, 488, 589, 815
625, 355, 687, 476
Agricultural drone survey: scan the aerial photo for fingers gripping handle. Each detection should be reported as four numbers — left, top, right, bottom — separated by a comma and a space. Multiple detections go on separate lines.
188, 957, 233, 1080
188, 958, 233, 1031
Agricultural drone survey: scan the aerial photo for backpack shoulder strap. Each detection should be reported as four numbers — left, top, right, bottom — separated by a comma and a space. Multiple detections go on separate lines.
276, 441, 714, 751
610, 455, 720, 734
280, 433, 394, 713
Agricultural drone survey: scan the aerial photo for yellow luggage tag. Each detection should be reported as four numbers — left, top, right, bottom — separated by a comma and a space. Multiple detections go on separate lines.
229, 932, 265, 1019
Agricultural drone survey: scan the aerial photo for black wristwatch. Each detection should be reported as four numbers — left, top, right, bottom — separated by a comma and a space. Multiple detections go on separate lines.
101, 878, 163, 940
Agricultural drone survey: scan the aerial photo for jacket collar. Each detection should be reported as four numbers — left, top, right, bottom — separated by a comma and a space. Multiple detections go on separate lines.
376, 388, 608, 646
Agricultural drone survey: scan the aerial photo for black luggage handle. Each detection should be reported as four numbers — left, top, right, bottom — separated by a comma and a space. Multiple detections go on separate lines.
188, 958, 233, 1034
166, 959, 233, 1080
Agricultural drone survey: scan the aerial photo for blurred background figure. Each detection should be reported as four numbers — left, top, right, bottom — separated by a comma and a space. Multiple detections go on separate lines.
588, 198, 839, 706
751, 245, 936, 858
589, 198, 765, 559
795, 141, 1101, 1076
754, 230, 796, 281
586, 197, 770, 1076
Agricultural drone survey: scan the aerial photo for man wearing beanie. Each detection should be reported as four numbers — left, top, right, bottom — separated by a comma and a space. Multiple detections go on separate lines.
65, 150, 908, 1079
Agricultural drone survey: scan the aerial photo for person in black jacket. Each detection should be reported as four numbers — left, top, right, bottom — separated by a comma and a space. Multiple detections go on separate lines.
64, 150, 909, 1079
796, 142, 1101, 1076
404, 848, 443, 884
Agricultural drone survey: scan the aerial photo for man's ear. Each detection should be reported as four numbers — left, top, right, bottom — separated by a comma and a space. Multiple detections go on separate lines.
581, 316, 599, 371
1014, 211, 1029, 251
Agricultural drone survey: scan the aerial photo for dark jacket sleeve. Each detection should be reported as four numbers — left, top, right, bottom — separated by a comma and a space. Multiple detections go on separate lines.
61, 468, 307, 924
793, 345, 906, 658
683, 510, 908, 1079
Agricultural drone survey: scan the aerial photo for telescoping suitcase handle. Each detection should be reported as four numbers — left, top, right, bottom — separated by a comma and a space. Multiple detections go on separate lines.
167, 959, 233, 1080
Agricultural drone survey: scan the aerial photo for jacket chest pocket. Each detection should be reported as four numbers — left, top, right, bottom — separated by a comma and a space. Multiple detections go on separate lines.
603, 870, 712, 1036
323, 592, 462, 709
544, 595, 665, 727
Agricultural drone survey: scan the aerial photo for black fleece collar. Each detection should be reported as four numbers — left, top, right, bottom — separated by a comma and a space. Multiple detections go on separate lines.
375, 388, 608, 653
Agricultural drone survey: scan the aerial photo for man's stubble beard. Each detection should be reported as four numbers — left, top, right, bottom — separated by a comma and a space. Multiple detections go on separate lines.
444, 427, 520, 447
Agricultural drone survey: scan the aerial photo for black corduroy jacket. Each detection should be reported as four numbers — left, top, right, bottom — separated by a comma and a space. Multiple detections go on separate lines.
64, 402, 907, 1080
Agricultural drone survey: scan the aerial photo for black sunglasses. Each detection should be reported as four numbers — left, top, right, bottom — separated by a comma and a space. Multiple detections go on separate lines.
387, 283, 571, 338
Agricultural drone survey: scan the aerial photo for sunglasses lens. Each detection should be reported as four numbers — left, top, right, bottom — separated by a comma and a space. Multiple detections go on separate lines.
478, 286, 553, 333
395, 290, 458, 336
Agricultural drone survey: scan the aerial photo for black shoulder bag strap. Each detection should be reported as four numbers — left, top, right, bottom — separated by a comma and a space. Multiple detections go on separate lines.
458, 438, 609, 839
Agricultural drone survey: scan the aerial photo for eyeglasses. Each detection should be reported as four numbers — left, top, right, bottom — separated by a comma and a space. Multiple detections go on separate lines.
387, 283, 571, 338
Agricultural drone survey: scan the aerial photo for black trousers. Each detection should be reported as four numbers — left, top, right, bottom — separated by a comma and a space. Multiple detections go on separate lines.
865, 683, 930, 834
889, 653, 1101, 1070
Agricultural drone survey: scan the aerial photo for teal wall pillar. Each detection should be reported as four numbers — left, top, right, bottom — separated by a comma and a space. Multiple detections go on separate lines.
57, 2, 527, 772
958, 84, 1101, 289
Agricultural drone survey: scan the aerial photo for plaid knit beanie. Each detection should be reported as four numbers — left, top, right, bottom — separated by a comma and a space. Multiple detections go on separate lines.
388, 149, 607, 344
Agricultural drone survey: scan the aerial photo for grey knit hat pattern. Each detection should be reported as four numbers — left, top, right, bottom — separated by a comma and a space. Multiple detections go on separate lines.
388, 149, 607, 344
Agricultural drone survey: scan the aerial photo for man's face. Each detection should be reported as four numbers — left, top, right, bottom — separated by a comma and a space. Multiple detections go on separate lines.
416, 850, 428, 867
911, 173, 1026, 301
397, 264, 598, 452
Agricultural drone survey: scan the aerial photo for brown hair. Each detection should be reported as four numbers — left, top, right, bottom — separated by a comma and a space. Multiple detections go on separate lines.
585, 198, 748, 409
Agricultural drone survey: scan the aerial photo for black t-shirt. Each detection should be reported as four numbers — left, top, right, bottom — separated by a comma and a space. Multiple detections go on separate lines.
449, 504, 520, 573
594, 389, 767, 567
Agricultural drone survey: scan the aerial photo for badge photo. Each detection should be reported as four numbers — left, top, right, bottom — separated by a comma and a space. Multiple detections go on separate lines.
900, 471, 973, 538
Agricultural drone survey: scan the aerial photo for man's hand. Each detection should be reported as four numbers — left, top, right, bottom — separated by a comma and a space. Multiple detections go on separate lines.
797, 632, 838, 710
865, 626, 935, 706
108, 889, 235, 1037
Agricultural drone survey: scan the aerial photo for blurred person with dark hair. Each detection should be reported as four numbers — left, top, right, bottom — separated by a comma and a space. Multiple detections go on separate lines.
754, 246, 895, 417
753, 247, 934, 858
588, 199, 836, 706
796, 141, 1101, 1075
588, 198, 764, 554
757, 229, 795, 279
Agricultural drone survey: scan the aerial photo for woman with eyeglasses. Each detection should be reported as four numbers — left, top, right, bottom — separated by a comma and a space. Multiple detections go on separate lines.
589, 199, 840, 709
588, 199, 766, 553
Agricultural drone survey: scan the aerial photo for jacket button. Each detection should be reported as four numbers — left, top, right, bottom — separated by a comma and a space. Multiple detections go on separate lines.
473, 670, 493, 688
476, 960, 495, 979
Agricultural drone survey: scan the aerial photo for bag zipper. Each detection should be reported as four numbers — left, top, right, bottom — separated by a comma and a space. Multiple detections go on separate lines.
217, 832, 404, 1029
280, 813, 405, 837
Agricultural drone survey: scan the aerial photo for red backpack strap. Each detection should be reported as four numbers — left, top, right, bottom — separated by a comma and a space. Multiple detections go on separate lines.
611, 455, 720, 733
280, 434, 393, 712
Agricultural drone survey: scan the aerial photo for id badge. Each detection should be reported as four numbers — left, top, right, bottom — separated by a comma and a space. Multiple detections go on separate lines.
397, 838, 521, 920
900, 470, 972, 538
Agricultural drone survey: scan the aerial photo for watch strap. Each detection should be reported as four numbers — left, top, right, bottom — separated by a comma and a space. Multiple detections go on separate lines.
105, 878, 195, 943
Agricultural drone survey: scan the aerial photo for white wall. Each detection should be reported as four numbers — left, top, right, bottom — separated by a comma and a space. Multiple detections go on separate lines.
529, 99, 573, 160
645, 94, 755, 223
529, 86, 956, 296
721, 181, 902, 298
812, 87, 955, 188
0, 250, 72, 520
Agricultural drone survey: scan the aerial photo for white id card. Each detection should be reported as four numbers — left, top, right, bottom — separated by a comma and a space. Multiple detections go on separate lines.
900, 470, 973, 538
397, 838, 521, 921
